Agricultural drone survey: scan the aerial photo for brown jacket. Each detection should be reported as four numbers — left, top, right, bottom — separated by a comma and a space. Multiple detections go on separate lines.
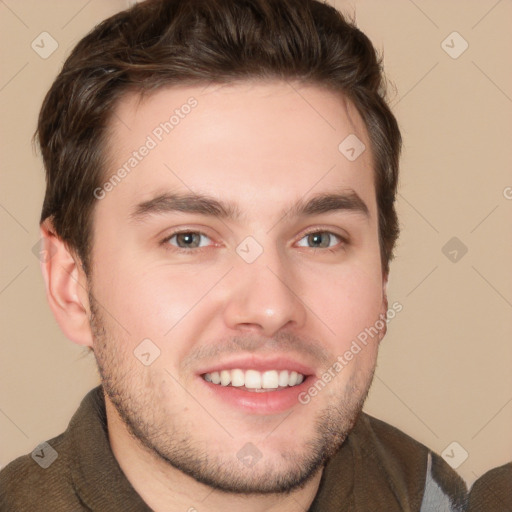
0, 386, 468, 511
467, 462, 512, 512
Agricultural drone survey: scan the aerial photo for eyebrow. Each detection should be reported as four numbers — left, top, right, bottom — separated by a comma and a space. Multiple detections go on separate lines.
287, 190, 369, 219
129, 189, 370, 223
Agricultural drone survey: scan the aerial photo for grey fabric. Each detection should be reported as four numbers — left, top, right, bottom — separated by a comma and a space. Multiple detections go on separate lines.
420, 453, 466, 512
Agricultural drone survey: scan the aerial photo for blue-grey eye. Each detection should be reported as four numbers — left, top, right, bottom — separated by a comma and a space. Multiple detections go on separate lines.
168, 232, 211, 249
297, 231, 341, 248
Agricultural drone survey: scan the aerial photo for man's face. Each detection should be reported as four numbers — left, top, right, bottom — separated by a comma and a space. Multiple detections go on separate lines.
87, 82, 387, 493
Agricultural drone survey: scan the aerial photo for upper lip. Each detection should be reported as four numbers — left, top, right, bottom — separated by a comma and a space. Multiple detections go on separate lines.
196, 355, 316, 377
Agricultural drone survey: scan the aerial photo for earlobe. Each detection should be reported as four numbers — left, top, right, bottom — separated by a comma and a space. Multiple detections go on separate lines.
40, 220, 93, 347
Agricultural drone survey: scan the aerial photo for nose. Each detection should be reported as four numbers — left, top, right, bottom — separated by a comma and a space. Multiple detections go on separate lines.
221, 248, 307, 337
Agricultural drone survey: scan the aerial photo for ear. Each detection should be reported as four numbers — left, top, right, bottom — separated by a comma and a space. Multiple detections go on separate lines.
378, 272, 389, 343
39, 219, 93, 347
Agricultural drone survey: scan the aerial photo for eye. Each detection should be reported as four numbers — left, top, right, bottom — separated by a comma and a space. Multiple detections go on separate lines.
296, 231, 344, 249
164, 231, 213, 249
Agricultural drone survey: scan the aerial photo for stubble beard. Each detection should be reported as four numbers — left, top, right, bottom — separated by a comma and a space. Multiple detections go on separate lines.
89, 293, 376, 495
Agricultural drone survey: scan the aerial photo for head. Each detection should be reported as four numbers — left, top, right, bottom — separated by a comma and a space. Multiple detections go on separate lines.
38, 0, 401, 496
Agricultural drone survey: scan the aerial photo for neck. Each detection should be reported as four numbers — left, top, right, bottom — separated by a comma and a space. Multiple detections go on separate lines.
105, 395, 324, 512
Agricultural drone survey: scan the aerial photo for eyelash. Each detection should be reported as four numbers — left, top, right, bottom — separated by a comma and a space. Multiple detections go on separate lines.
159, 228, 348, 254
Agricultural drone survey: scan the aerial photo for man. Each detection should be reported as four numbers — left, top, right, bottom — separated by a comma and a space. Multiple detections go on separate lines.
0, 0, 468, 510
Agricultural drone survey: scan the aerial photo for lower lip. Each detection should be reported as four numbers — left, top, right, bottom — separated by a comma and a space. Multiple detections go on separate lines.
198, 376, 312, 414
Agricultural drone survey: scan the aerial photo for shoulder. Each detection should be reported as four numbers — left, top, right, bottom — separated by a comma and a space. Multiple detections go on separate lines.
0, 387, 106, 511
355, 413, 431, 474
361, 412, 429, 456
354, 413, 468, 510
0, 432, 84, 511
468, 462, 512, 512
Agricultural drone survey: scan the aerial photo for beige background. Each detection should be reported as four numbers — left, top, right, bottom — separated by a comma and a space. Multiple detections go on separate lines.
1, 0, 511, 487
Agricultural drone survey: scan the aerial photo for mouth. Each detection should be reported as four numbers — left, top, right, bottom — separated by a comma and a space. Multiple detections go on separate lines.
202, 368, 305, 392
197, 357, 315, 414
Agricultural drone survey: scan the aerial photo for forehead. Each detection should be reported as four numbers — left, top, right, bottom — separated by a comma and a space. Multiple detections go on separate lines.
100, 81, 376, 218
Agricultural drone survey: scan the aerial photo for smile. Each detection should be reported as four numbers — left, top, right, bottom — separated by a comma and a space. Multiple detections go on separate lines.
202, 369, 305, 391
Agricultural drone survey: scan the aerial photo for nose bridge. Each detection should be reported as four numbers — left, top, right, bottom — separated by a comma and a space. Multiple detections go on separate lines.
222, 240, 307, 335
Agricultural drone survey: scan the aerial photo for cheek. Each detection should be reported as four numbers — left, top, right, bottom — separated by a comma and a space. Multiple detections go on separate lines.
94, 259, 224, 345
307, 264, 384, 350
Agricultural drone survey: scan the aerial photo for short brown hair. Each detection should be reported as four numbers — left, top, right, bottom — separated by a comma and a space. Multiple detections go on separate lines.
37, 0, 401, 276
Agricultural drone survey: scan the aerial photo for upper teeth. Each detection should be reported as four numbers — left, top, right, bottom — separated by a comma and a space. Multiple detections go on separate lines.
203, 369, 305, 389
